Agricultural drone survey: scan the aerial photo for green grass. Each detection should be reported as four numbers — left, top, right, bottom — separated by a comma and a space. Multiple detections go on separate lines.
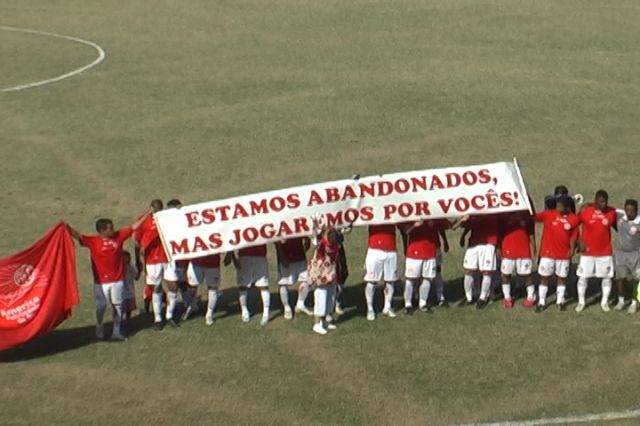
2, 0, 640, 424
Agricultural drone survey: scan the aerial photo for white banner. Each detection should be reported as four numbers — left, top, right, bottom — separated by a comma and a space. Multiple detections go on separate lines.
156, 160, 531, 260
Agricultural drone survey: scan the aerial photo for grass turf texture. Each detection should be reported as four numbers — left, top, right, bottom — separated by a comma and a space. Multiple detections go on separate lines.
2, 0, 640, 424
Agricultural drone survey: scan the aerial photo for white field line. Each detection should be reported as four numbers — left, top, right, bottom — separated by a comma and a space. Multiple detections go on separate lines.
457, 408, 640, 426
0, 25, 106, 92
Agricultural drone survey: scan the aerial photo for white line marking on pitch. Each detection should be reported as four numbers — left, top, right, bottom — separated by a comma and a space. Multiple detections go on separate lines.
0, 25, 106, 92
457, 408, 640, 425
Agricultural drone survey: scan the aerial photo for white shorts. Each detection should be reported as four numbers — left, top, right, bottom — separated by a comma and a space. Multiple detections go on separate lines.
237, 256, 269, 288
577, 255, 615, 279
313, 284, 336, 318
463, 245, 496, 272
364, 248, 398, 283
187, 263, 220, 289
615, 251, 640, 280
277, 260, 308, 286
538, 258, 571, 278
405, 258, 437, 279
145, 262, 185, 285
501, 258, 533, 276
94, 281, 124, 307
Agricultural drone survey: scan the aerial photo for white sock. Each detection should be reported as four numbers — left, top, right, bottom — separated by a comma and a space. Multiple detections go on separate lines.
112, 304, 122, 335
384, 282, 394, 311
207, 289, 218, 316
526, 285, 535, 301
404, 280, 414, 308
152, 291, 163, 322
260, 289, 270, 318
238, 288, 248, 313
577, 278, 587, 305
502, 283, 511, 300
463, 274, 474, 301
166, 290, 178, 320
480, 275, 491, 301
297, 283, 309, 308
419, 279, 431, 308
279, 286, 290, 311
538, 285, 548, 306
618, 295, 625, 304
434, 273, 445, 301
365, 283, 375, 312
96, 305, 106, 327
557, 285, 566, 305
602, 279, 612, 306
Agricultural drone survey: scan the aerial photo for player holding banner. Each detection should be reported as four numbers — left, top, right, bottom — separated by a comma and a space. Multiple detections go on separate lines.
186, 253, 221, 325
364, 224, 399, 320
499, 210, 536, 309
275, 237, 311, 320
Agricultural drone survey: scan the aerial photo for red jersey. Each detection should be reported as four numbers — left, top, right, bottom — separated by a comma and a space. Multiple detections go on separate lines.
134, 216, 168, 264
535, 210, 579, 260
278, 237, 309, 263
368, 224, 397, 251
500, 211, 534, 259
406, 219, 446, 260
192, 254, 221, 268
466, 215, 499, 246
80, 227, 133, 284
239, 244, 267, 257
578, 205, 617, 256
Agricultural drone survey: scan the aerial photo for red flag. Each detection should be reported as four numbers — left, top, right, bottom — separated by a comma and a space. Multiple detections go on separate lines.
0, 222, 79, 351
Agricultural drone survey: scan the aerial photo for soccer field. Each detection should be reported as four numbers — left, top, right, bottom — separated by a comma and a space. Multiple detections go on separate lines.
2, 0, 640, 424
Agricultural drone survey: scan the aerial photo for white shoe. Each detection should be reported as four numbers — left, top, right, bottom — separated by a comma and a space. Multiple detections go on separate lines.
326, 314, 334, 323
366, 310, 375, 321
313, 323, 328, 335
327, 323, 337, 330
575, 303, 585, 313
95, 325, 104, 340
601, 303, 611, 313
241, 310, 251, 323
295, 305, 313, 316
382, 308, 397, 318
614, 300, 625, 311
628, 302, 638, 314
111, 333, 127, 342
205, 314, 214, 326
335, 303, 345, 315
284, 308, 293, 320
260, 315, 269, 326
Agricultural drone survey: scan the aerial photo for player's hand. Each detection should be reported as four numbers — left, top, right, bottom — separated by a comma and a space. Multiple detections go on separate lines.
461, 214, 470, 222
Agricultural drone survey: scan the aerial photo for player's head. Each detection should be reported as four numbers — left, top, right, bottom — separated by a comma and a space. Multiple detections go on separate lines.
556, 195, 572, 214
167, 199, 182, 209
95, 218, 115, 237
625, 199, 638, 220
554, 185, 569, 196
594, 190, 609, 210
150, 199, 163, 213
325, 227, 339, 245
123, 250, 131, 264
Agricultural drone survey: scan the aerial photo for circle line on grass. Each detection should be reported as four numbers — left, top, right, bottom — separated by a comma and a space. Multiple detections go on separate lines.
457, 407, 640, 426
0, 25, 106, 92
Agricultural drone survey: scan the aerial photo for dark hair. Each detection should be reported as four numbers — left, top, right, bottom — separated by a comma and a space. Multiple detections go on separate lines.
625, 199, 638, 210
167, 199, 182, 208
95, 218, 113, 232
556, 195, 572, 209
150, 199, 163, 211
554, 185, 569, 196
595, 190, 609, 201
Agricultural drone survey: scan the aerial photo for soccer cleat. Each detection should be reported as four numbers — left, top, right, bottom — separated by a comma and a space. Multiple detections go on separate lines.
522, 298, 536, 309
313, 323, 328, 335
167, 318, 180, 328
335, 303, 345, 315
241, 310, 251, 323
404, 306, 414, 315
283, 307, 293, 320
575, 303, 585, 313
459, 299, 475, 307
382, 308, 396, 318
601, 303, 611, 313
503, 298, 514, 309
260, 315, 269, 326
111, 333, 127, 342
366, 310, 376, 321
628, 302, 638, 314
153, 321, 164, 331
475, 299, 488, 310
327, 323, 337, 331
438, 300, 449, 308
95, 325, 104, 340
614, 300, 625, 311
534, 304, 544, 313
419, 305, 433, 314
295, 305, 313, 317
205, 314, 214, 326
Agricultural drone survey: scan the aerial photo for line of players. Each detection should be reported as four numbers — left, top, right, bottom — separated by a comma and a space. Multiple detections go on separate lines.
68, 188, 640, 340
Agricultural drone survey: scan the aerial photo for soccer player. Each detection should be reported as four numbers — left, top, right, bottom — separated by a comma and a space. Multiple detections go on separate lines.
275, 236, 311, 320
364, 224, 399, 320
499, 210, 536, 309
187, 253, 221, 325
402, 219, 449, 314
234, 244, 271, 326
614, 199, 640, 313
67, 211, 150, 340
452, 214, 499, 309
534, 195, 579, 311
576, 190, 617, 312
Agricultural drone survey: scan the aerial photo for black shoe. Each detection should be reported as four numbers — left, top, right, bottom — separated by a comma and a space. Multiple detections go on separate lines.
459, 299, 474, 307
167, 319, 180, 328
534, 304, 545, 313
404, 307, 414, 316
557, 303, 566, 312
476, 299, 488, 310
419, 306, 434, 314
438, 300, 449, 308
153, 321, 164, 331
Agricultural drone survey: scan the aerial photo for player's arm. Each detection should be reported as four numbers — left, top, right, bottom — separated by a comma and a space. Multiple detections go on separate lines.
450, 214, 470, 231
224, 251, 240, 269
66, 224, 82, 242
130, 209, 152, 231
